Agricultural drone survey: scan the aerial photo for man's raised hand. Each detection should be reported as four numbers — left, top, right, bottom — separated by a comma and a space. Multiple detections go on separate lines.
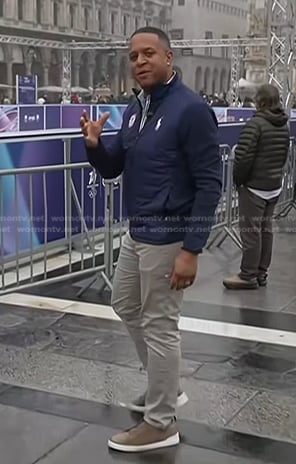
80, 111, 110, 148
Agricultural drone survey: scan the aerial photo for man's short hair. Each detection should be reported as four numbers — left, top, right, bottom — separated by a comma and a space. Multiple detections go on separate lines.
130, 27, 171, 49
255, 84, 282, 111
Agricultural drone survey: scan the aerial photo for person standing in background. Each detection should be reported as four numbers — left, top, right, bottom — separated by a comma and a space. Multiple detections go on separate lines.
223, 84, 290, 290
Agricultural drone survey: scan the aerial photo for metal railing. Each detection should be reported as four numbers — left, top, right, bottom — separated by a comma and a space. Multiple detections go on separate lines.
274, 137, 296, 218
0, 159, 126, 293
0, 135, 295, 294
208, 137, 296, 249
211, 144, 231, 231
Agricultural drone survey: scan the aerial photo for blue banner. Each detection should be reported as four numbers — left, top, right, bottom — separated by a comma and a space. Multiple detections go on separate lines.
226, 107, 255, 122
46, 106, 61, 129
0, 106, 19, 134
19, 106, 44, 131
16, 75, 37, 105
0, 103, 295, 136
2, 120, 296, 258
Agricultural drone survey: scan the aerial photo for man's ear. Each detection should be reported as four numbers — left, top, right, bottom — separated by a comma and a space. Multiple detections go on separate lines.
166, 50, 173, 65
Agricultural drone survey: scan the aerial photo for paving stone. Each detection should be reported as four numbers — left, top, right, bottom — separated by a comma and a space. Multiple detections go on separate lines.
0, 304, 62, 332
227, 391, 296, 443
0, 344, 256, 428
0, 403, 83, 464
282, 297, 296, 315
35, 424, 273, 464
0, 382, 10, 395
178, 379, 257, 427
0, 386, 293, 464
0, 305, 62, 350
194, 361, 296, 399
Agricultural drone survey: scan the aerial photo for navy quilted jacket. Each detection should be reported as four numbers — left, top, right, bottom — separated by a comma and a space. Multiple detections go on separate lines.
86, 75, 222, 253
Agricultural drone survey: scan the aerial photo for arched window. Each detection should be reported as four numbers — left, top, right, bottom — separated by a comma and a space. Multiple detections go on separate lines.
53, 2, 59, 26
36, 0, 42, 23
69, 4, 75, 29
18, 0, 23, 20
84, 7, 89, 30
0, 0, 4, 18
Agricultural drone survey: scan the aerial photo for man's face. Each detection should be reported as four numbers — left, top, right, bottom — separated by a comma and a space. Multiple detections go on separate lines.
129, 33, 173, 90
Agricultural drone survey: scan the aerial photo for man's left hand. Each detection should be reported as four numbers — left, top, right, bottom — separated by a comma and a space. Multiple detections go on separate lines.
170, 250, 198, 290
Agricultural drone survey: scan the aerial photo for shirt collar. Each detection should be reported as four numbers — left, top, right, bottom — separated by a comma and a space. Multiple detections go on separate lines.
138, 71, 176, 109
165, 71, 176, 85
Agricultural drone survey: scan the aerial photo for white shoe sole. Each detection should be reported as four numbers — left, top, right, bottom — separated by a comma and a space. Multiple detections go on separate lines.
108, 432, 180, 452
177, 392, 189, 408
119, 392, 189, 413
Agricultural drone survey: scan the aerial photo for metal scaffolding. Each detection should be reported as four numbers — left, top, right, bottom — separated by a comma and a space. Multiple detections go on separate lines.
0, 31, 290, 104
61, 37, 267, 102
267, 0, 296, 220
230, 44, 241, 106
267, 0, 296, 109
0, 34, 66, 49
66, 37, 268, 49
0, 33, 268, 49
62, 50, 72, 103
0, 33, 268, 103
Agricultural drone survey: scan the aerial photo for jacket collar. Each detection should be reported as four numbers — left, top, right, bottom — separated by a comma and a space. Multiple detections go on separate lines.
133, 72, 179, 110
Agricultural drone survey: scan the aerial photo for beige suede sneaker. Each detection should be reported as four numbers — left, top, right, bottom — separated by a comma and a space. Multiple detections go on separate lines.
223, 274, 259, 290
108, 420, 180, 452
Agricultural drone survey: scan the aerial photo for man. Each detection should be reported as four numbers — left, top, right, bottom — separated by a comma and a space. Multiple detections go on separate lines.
223, 84, 290, 290
81, 27, 222, 453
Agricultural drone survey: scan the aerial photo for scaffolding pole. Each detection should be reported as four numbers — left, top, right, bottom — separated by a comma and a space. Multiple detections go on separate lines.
0, 33, 268, 104
0, 34, 268, 49
64, 37, 268, 50
59, 37, 267, 103
267, 0, 296, 110
62, 49, 72, 102
267, 0, 296, 220
230, 44, 241, 106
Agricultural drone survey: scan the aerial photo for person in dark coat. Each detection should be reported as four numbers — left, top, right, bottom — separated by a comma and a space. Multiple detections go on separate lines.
223, 84, 290, 290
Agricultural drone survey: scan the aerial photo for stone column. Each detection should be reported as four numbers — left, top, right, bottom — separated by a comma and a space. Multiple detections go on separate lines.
73, 64, 80, 87
102, 1, 109, 33
43, 67, 49, 86
88, 65, 95, 89
42, 48, 51, 86
107, 54, 118, 94
76, 1, 82, 30
6, 62, 13, 99
72, 51, 82, 87
24, 54, 33, 75
5, 0, 13, 18
126, 75, 134, 95
42, 0, 51, 25
92, 0, 96, 31
101, 54, 109, 84
88, 53, 96, 89
62, 0, 67, 27
4, 46, 13, 98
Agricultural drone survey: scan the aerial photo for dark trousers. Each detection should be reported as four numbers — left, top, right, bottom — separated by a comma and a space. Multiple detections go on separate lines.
238, 187, 278, 280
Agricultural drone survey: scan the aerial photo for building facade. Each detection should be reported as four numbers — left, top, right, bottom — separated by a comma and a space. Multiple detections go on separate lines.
170, 0, 249, 94
244, 0, 296, 91
243, 0, 267, 85
0, 0, 172, 99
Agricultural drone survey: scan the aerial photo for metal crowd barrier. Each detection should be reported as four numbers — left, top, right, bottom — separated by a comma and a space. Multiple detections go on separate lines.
207, 136, 296, 249
0, 160, 126, 293
1, 134, 296, 294
76, 176, 124, 298
206, 144, 241, 248
274, 137, 296, 218
211, 144, 231, 232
